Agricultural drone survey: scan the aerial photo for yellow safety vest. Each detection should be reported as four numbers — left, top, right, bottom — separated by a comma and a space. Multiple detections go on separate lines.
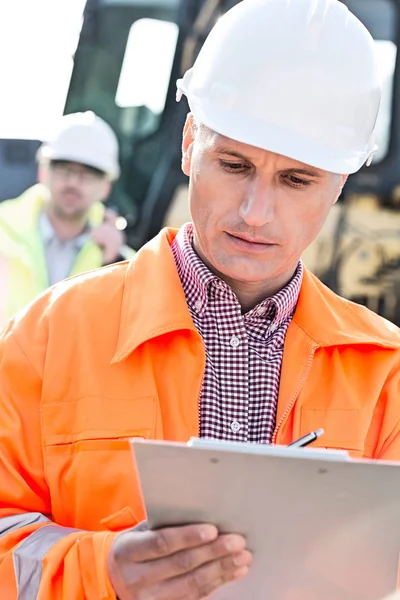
0, 184, 111, 327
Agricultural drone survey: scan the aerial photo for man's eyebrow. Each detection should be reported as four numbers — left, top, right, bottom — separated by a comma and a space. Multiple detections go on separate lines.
213, 147, 322, 177
213, 147, 251, 161
281, 167, 322, 178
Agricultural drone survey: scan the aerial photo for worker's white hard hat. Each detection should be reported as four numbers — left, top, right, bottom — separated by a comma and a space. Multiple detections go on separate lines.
176, 0, 382, 174
38, 111, 120, 181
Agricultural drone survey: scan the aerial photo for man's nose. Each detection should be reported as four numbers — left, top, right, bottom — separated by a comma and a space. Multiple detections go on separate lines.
238, 179, 275, 227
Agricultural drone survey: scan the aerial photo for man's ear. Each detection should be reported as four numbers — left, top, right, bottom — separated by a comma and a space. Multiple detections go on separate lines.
181, 113, 196, 176
37, 163, 49, 185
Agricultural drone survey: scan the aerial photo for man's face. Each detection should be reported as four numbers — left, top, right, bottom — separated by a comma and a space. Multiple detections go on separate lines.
182, 115, 347, 291
39, 160, 111, 221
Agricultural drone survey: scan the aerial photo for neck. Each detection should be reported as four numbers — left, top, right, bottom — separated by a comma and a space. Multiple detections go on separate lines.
45, 206, 88, 242
222, 271, 296, 312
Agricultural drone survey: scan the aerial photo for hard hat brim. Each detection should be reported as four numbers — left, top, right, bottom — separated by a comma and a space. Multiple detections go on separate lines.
38, 146, 120, 181
183, 90, 374, 175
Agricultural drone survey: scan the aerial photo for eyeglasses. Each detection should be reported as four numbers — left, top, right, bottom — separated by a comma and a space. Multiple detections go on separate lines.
50, 161, 105, 182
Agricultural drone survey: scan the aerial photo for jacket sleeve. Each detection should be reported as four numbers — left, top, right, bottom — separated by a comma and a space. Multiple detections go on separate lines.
371, 354, 400, 461
0, 322, 118, 599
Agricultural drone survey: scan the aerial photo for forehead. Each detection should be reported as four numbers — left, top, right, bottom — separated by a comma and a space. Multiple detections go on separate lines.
199, 128, 325, 175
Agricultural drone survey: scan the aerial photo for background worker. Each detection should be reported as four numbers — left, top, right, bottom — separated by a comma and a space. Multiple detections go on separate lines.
0, 110, 133, 328
0, 1, 398, 600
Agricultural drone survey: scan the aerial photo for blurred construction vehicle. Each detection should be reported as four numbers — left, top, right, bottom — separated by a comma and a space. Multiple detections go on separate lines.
2, 0, 400, 324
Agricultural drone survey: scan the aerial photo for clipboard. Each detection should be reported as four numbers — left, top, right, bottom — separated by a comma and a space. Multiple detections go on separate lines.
131, 438, 400, 600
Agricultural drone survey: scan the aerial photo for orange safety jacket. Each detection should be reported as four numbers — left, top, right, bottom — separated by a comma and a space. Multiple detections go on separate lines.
1, 227, 400, 599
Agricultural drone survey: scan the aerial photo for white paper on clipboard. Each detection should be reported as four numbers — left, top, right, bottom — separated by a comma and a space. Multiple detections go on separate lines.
131, 438, 400, 600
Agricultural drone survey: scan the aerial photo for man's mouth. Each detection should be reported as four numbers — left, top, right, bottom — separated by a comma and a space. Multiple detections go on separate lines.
62, 191, 81, 201
226, 232, 276, 253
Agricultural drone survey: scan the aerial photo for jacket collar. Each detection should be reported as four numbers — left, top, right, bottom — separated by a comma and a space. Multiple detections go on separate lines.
292, 268, 400, 347
112, 227, 400, 362
112, 228, 197, 363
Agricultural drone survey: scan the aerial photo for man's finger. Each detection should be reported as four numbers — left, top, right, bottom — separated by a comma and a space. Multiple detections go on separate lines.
103, 208, 119, 224
128, 535, 248, 586
146, 554, 250, 600
117, 525, 219, 562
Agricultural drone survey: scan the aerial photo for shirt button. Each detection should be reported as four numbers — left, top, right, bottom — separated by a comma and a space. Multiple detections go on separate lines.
230, 420, 242, 433
230, 336, 240, 348
256, 307, 266, 316
194, 300, 203, 313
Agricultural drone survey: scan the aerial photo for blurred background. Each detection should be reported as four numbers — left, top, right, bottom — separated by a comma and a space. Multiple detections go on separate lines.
2, 0, 400, 324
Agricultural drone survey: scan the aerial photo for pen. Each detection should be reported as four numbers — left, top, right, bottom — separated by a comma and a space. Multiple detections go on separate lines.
288, 428, 324, 448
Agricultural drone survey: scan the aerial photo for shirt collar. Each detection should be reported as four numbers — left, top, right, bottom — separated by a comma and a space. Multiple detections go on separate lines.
172, 222, 303, 329
38, 211, 55, 245
251, 262, 303, 332
38, 211, 90, 250
172, 223, 220, 317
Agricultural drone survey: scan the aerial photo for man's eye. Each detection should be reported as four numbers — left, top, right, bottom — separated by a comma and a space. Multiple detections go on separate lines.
219, 160, 249, 173
284, 175, 311, 187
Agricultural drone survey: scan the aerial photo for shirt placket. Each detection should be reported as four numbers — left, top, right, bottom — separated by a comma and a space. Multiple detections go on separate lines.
170, 223, 304, 446
247, 322, 283, 444
214, 283, 249, 442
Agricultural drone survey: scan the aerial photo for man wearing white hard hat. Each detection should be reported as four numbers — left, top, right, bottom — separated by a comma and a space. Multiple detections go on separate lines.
0, 111, 133, 329
0, 1, 398, 599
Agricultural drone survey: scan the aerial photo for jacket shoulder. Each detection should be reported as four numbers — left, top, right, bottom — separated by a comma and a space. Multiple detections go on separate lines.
306, 270, 400, 346
0, 185, 39, 220
345, 296, 400, 340
6, 260, 131, 335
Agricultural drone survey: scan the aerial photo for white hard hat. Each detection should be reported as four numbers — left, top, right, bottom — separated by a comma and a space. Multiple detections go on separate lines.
39, 111, 120, 180
176, 0, 382, 174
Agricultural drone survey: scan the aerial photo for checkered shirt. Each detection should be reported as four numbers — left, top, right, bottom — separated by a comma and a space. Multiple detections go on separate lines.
171, 223, 303, 444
